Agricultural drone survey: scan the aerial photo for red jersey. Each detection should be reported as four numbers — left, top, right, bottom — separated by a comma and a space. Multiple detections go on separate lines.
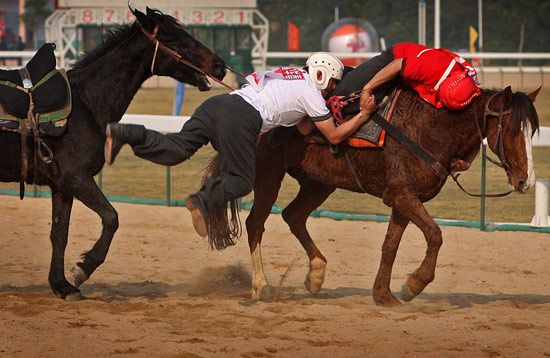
392, 42, 478, 108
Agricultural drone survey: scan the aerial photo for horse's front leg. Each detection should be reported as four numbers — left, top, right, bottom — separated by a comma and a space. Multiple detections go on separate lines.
372, 208, 409, 307
49, 189, 83, 301
282, 181, 335, 295
383, 191, 443, 303
68, 176, 119, 287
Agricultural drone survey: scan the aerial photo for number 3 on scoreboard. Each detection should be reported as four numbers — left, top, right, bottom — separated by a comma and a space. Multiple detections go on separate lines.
191, 10, 203, 24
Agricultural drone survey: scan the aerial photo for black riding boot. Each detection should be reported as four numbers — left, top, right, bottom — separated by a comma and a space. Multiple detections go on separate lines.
104, 123, 147, 165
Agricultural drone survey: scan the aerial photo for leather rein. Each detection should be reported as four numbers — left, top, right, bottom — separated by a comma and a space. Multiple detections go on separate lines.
141, 25, 244, 91
474, 92, 513, 173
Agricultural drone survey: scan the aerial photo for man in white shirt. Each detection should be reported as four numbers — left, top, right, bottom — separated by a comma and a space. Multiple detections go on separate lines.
104, 52, 376, 238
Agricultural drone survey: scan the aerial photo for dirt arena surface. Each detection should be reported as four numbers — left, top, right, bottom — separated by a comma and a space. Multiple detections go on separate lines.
1, 195, 549, 358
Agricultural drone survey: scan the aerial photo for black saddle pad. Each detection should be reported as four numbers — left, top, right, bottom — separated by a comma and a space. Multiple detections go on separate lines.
0, 43, 66, 118
0, 43, 56, 84
344, 87, 400, 142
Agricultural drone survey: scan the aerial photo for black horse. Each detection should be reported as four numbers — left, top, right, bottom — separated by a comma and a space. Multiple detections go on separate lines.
0, 7, 225, 300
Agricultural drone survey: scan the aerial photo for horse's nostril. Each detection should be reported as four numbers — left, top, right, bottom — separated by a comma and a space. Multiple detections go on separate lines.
218, 63, 227, 78
518, 180, 526, 190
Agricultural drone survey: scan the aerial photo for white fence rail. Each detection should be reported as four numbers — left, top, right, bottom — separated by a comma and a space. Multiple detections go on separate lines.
264, 51, 550, 60
2, 50, 549, 69
120, 114, 190, 133
3, 50, 549, 89
122, 114, 550, 147
3, 50, 549, 61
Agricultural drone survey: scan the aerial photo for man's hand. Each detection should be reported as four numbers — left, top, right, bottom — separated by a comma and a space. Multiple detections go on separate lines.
360, 94, 376, 120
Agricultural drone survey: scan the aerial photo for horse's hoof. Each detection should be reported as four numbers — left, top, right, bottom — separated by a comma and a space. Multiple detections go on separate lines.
373, 296, 402, 308
400, 282, 415, 302
71, 265, 88, 287
54, 286, 83, 301
64, 292, 84, 302
305, 257, 326, 295
252, 285, 274, 301
304, 276, 321, 295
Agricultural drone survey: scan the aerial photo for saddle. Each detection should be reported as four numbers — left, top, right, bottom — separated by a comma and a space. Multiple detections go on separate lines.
0, 43, 69, 119
0, 43, 72, 197
308, 87, 401, 148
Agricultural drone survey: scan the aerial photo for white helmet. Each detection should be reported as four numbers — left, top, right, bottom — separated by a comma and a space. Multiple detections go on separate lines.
306, 52, 344, 90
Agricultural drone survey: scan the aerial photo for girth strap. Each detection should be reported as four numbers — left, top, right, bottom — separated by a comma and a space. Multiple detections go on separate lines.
13, 69, 57, 199
369, 112, 449, 179
343, 148, 368, 193
19, 90, 33, 198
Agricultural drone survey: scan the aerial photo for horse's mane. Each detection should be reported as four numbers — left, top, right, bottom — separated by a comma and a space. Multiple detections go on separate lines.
510, 91, 539, 135
480, 89, 540, 136
70, 23, 138, 71
71, 8, 183, 71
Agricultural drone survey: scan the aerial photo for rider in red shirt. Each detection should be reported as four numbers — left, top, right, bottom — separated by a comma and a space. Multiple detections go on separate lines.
360, 42, 481, 111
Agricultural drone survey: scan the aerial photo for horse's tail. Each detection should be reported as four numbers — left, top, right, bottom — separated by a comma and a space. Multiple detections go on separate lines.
202, 154, 242, 250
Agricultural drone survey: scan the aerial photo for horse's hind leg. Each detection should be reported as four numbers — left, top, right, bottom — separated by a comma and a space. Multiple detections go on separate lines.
246, 139, 286, 300
68, 177, 119, 287
49, 190, 83, 301
246, 197, 278, 300
282, 181, 335, 295
372, 208, 409, 307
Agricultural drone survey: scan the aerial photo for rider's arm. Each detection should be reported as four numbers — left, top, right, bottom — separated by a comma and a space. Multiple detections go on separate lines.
359, 58, 403, 110
315, 94, 376, 145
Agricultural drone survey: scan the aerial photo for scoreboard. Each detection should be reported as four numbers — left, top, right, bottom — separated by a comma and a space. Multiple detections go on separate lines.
56, 0, 256, 8
72, 7, 254, 26
46, 2, 268, 70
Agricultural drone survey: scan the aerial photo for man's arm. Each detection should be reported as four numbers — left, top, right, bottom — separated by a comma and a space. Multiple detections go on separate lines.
315, 94, 376, 145
359, 58, 403, 110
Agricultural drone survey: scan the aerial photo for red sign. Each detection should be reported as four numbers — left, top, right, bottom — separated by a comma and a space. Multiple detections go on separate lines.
288, 22, 300, 51
0, 20, 6, 39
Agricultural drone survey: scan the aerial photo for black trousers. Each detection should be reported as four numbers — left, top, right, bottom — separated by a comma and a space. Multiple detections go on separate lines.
130, 93, 263, 209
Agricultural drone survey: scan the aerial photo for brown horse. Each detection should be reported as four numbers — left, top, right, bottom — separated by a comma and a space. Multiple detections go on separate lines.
244, 86, 540, 307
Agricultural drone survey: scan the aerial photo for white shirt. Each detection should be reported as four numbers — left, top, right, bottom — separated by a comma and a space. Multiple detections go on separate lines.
231, 70, 331, 133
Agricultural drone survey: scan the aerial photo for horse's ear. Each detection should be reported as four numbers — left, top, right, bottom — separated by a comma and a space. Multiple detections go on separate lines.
528, 86, 541, 102
133, 8, 146, 24
146, 6, 153, 15
502, 86, 513, 107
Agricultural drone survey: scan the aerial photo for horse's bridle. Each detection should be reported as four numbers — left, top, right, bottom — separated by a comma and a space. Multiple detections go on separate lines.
474, 92, 513, 174
140, 25, 244, 91
449, 92, 514, 198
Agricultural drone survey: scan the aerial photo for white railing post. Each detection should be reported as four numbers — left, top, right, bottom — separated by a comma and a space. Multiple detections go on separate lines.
530, 179, 550, 227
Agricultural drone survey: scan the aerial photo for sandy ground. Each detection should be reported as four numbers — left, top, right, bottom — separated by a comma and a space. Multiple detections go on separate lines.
0, 195, 549, 358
